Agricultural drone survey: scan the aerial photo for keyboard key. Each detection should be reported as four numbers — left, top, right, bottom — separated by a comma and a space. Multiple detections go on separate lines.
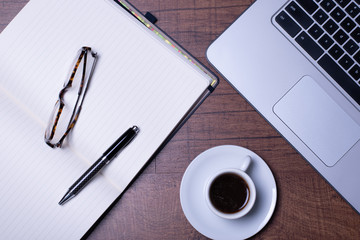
354, 51, 360, 64
314, 9, 329, 24
335, 0, 351, 8
296, 0, 319, 14
296, 31, 324, 59
349, 64, 360, 80
351, 27, 360, 43
331, 7, 346, 22
341, 17, 356, 32
318, 54, 360, 105
275, 11, 301, 37
344, 39, 359, 55
334, 29, 349, 44
329, 44, 344, 59
339, 54, 355, 69
286, 2, 314, 29
345, 2, 360, 18
323, 19, 339, 34
319, 34, 335, 49
321, 0, 336, 12
357, 15, 360, 24
309, 24, 324, 39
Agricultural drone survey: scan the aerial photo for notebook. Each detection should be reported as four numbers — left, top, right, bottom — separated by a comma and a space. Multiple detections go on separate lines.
207, 0, 360, 213
0, 0, 218, 238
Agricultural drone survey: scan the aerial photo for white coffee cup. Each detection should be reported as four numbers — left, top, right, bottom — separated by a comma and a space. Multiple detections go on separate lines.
205, 155, 256, 219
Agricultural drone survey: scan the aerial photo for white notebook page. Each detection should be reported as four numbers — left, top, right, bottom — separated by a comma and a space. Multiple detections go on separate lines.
0, 87, 120, 239
0, 0, 210, 238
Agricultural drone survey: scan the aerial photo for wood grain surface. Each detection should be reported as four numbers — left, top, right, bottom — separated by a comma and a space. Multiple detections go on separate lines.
1, 0, 360, 239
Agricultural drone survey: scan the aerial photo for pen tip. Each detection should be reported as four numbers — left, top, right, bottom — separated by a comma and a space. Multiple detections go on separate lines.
58, 191, 75, 205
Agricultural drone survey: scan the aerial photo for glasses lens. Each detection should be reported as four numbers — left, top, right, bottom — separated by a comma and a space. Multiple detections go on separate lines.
45, 100, 66, 147
45, 97, 80, 147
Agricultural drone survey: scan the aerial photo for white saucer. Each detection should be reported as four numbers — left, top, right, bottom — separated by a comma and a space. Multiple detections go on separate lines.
180, 145, 277, 240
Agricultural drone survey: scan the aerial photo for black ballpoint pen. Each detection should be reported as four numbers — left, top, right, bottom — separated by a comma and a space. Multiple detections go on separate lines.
59, 126, 140, 205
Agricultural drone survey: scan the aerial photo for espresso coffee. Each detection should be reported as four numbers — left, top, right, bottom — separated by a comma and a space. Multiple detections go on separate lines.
209, 172, 250, 214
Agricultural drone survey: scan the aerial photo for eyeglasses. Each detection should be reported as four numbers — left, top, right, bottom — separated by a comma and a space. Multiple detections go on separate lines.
45, 46, 98, 148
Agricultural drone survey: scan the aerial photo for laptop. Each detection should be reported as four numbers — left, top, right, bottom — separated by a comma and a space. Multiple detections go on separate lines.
207, 0, 360, 213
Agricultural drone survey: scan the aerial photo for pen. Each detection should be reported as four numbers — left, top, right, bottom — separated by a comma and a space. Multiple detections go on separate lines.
59, 126, 140, 205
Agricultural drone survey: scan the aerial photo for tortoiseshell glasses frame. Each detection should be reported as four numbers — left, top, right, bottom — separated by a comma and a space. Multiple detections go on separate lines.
45, 47, 98, 148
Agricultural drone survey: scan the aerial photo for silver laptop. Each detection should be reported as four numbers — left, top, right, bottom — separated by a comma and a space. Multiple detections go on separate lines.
207, 0, 360, 213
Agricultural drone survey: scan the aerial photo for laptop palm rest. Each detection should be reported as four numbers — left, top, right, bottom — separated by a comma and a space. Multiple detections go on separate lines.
273, 76, 360, 167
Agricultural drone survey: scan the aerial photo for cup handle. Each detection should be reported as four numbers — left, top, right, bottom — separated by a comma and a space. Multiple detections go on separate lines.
239, 155, 251, 172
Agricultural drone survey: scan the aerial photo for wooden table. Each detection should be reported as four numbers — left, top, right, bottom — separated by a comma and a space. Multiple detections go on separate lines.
1, 0, 360, 239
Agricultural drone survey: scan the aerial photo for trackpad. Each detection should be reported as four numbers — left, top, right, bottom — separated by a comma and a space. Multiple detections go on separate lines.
273, 76, 360, 166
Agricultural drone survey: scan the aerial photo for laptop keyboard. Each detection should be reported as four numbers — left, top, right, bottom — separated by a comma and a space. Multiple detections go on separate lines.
274, 0, 360, 105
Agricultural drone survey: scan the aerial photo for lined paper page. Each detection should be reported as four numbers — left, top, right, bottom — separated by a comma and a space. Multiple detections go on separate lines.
0, 88, 120, 239
0, 0, 210, 238
0, 0, 210, 190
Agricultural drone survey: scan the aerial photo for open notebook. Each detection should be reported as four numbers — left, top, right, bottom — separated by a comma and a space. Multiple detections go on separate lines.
0, 0, 217, 238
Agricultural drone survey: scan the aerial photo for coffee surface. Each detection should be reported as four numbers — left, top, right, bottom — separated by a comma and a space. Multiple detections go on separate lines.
209, 173, 249, 213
